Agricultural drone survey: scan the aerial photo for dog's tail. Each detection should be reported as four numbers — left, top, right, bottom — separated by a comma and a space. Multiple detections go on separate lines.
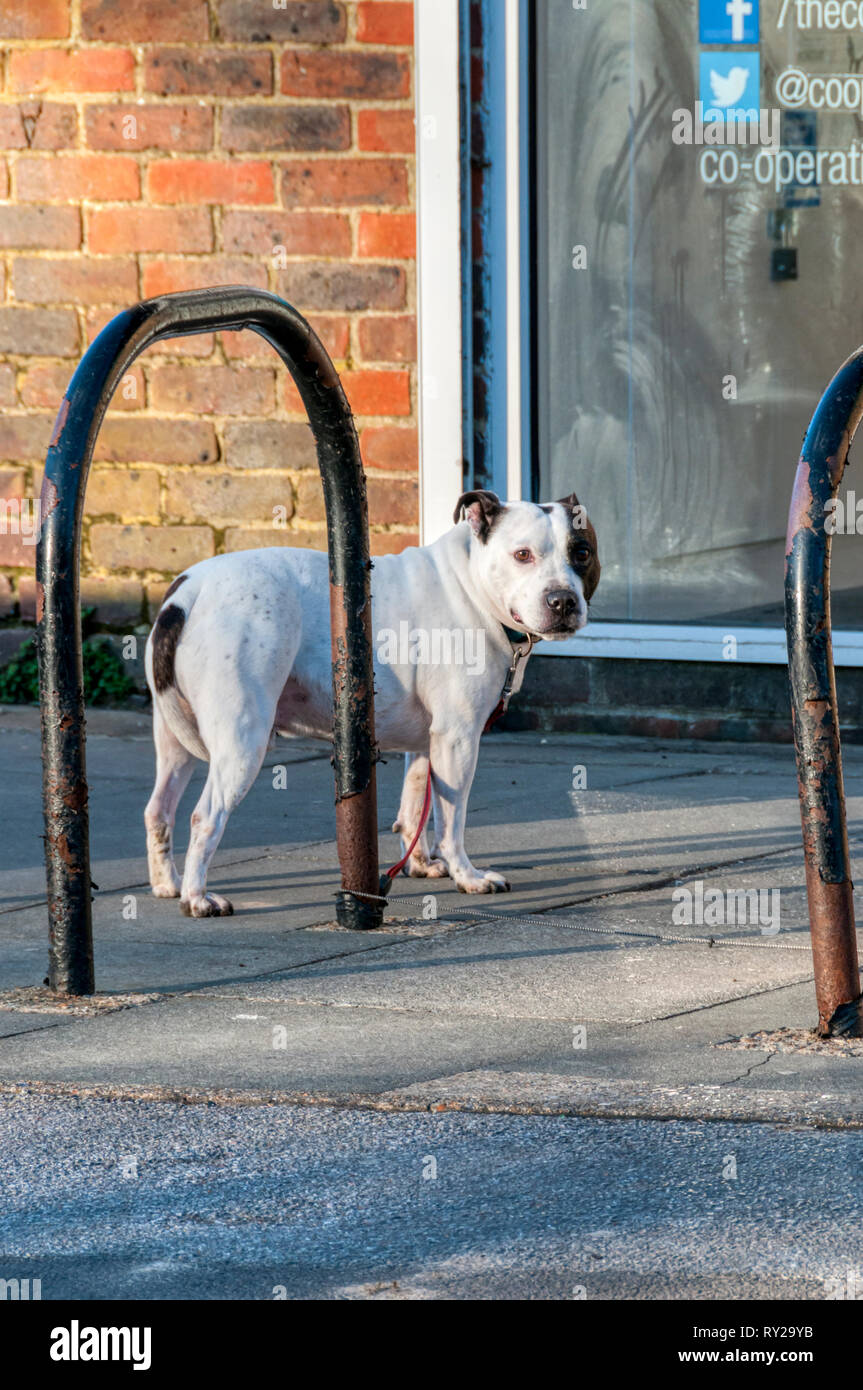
145, 574, 209, 761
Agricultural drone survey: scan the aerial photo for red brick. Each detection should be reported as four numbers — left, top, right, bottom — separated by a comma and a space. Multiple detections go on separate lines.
148, 159, 274, 204
359, 314, 416, 363
281, 50, 409, 100
141, 257, 267, 298
367, 474, 417, 526
0, 161, 8, 201
222, 420, 316, 470
18, 362, 75, 410
358, 210, 415, 258
218, 1, 346, 42
92, 419, 217, 464
0, 537, 35, 572
10, 50, 136, 94
357, 108, 415, 153
145, 48, 271, 97
293, 473, 324, 520
357, 2, 414, 44
149, 365, 275, 416
370, 529, 418, 556
275, 262, 404, 311
88, 207, 213, 254
84, 467, 161, 515
0, 469, 26, 498
13, 257, 138, 307
360, 424, 418, 470
281, 158, 408, 207
85, 104, 213, 152
89, 524, 214, 572
307, 315, 350, 361
222, 210, 350, 257
219, 331, 279, 363
0, 416, 53, 460
0, 0, 70, 39
221, 104, 349, 153
0, 103, 77, 150
164, 472, 295, 524
286, 368, 409, 417
0, 206, 80, 249
16, 154, 140, 202
21, 361, 144, 411
0, 307, 79, 356
78, 575, 144, 624
82, 0, 208, 42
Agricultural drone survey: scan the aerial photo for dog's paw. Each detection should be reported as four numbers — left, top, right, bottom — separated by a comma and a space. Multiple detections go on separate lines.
405, 855, 448, 879
180, 893, 234, 918
455, 869, 511, 894
151, 877, 181, 899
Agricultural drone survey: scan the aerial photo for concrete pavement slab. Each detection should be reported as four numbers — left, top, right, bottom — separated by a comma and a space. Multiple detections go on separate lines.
0, 994, 573, 1093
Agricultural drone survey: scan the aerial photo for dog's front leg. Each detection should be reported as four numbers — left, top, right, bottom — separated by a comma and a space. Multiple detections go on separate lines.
429, 726, 510, 894
393, 753, 448, 878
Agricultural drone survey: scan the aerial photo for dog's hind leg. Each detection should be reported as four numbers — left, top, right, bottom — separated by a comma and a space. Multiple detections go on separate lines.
179, 731, 271, 919
145, 703, 196, 898
179, 685, 276, 919
392, 753, 448, 878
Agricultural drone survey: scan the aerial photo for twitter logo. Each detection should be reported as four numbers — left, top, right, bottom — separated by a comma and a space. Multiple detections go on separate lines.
699, 51, 760, 122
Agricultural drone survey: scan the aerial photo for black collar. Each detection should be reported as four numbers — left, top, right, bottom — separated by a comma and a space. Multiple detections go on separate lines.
502, 623, 540, 647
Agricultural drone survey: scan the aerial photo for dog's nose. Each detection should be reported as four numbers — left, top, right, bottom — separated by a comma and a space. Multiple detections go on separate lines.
545, 589, 577, 619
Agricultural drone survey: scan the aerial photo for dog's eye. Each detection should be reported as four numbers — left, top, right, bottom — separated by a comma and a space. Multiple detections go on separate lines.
513, 549, 533, 563
573, 545, 592, 564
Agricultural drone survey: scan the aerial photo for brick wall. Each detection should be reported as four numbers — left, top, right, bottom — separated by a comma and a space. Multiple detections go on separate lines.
0, 0, 418, 630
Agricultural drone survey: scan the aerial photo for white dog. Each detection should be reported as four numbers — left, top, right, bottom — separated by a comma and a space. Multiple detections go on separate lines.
144, 489, 600, 916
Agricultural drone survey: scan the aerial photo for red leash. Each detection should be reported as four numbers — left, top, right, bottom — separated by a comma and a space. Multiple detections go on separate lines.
383, 760, 433, 885
381, 634, 536, 890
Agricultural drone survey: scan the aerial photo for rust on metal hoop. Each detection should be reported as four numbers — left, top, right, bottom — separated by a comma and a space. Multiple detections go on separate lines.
785, 346, 863, 1036
329, 577, 382, 929
38, 287, 384, 996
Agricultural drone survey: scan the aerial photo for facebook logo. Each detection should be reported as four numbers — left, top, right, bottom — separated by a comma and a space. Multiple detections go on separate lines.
699, 51, 760, 120
699, 0, 759, 44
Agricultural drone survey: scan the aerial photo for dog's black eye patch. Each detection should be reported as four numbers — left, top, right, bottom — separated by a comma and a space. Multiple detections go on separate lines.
152, 604, 186, 693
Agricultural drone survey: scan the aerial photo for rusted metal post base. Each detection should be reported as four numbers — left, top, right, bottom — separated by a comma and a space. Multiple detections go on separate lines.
786, 346, 863, 1036
38, 287, 384, 994
333, 784, 384, 930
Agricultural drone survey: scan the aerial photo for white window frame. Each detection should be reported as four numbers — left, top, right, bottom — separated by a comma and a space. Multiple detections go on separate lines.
414, 0, 863, 666
415, 0, 464, 544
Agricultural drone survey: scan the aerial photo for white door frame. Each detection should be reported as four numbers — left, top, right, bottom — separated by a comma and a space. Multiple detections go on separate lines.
414, 0, 464, 545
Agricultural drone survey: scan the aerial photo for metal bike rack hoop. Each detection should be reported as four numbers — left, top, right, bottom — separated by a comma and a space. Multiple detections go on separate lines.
785, 345, 863, 1036
37, 286, 383, 996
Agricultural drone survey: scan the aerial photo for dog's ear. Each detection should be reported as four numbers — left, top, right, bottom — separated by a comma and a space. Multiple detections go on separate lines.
557, 492, 600, 601
557, 491, 582, 521
454, 489, 503, 542
557, 491, 591, 533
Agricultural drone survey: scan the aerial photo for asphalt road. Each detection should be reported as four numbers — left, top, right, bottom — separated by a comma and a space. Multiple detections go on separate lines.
2, 1093, 863, 1301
